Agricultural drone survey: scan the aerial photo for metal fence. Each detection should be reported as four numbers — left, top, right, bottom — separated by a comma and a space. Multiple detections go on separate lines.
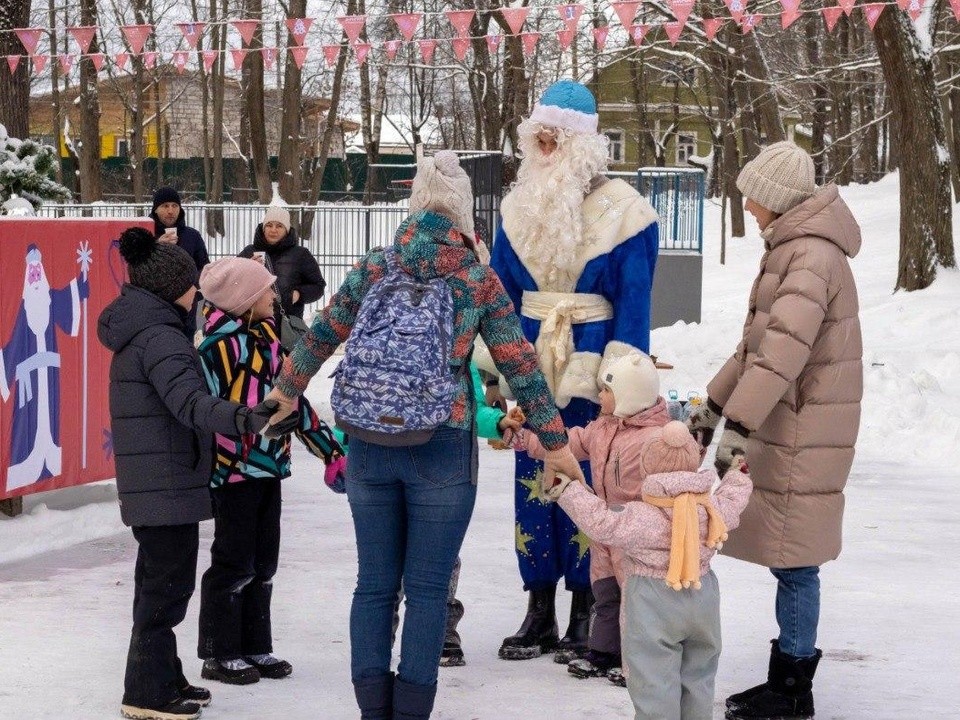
611, 168, 705, 253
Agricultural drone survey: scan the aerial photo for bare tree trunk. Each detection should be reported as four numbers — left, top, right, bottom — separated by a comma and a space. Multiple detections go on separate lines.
805, 20, 828, 185
147, 1, 163, 189
946, 55, 960, 198
873, 10, 955, 291
48, 0, 64, 184
242, 0, 271, 202
0, 0, 31, 139
741, 31, 785, 143
190, 0, 212, 207
77, 0, 102, 201
829, 18, 854, 185
209, 0, 226, 207
277, 0, 306, 204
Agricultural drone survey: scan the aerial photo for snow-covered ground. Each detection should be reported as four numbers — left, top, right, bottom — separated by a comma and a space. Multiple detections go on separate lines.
2, 172, 958, 719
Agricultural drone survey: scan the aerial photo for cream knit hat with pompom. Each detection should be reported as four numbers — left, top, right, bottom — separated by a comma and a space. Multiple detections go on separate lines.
409, 150, 475, 239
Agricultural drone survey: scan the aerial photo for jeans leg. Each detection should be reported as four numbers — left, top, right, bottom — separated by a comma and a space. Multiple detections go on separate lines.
241, 479, 282, 656
397, 427, 476, 687
124, 524, 199, 709
771, 566, 821, 658
348, 438, 405, 682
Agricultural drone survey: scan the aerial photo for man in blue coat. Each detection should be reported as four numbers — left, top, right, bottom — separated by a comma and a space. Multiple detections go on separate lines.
485, 80, 660, 664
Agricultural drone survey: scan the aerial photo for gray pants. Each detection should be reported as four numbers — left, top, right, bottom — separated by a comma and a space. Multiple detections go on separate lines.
622, 571, 721, 720
392, 556, 463, 646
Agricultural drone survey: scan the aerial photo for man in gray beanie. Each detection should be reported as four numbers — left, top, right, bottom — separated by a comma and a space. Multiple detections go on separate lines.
686, 141, 863, 720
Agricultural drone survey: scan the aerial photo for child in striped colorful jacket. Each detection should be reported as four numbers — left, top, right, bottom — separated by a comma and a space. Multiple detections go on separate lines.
194, 256, 344, 686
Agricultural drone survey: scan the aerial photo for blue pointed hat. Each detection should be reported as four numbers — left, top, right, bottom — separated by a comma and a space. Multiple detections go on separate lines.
529, 79, 599, 135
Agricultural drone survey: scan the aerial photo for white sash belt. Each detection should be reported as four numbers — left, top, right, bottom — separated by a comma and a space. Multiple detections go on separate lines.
520, 291, 612, 396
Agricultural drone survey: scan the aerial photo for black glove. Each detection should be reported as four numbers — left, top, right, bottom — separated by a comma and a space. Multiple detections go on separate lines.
686, 397, 724, 449
238, 399, 299, 437
714, 420, 750, 476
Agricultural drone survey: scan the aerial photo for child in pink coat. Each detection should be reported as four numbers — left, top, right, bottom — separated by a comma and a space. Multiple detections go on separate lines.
509, 353, 671, 678
545, 421, 752, 720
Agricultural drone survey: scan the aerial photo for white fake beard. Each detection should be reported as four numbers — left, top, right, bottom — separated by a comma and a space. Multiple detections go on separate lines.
24, 279, 52, 336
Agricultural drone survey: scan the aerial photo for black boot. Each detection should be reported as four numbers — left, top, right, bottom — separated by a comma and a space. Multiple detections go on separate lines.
393, 677, 436, 720
726, 641, 822, 720
354, 672, 394, 720
553, 589, 593, 662
498, 586, 559, 660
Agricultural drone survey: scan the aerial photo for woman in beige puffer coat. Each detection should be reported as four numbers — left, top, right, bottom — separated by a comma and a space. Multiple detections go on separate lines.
687, 142, 863, 720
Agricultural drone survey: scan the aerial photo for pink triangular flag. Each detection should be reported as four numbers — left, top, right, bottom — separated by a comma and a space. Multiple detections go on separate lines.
121, 25, 153, 55
89, 53, 105, 72
384, 40, 401, 61
201, 49, 217, 71
173, 51, 188, 73
390, 13, 422, 41
452, 37, 471, 61
723, 0, 747, 23
353, 43, 371, 66
486, 34, 502, 53
837, 0, 856, 15
611, 2, 640, 28
949, 0, 960, 20
822, 6, 844, 31
741, 14, 761, 32
418, 39, 437, 64
230, 48, 247, 70
231, 20, 259, 47
501, 7, 530, 35
446, 10, 475, 38
286, 18, 314, 45
593, 26, 610, 50
520, 32, 540, 56
58, 54, 74, 74
862, 3, 885, 28
556, 4, 585, 32
664, 21, 684, 45
782, 9, 802, 28
670, 0, 695, 25
262, 47, 276, 70
337, 15, 366, 45
116, 52, 129, 70
323, 45, 340, 67
6, 56, 20, 74
557, 29, 575, 50
143, 51, 157, 69
68, 26, 97, 53
176, 22, 205, 49
630, 23, 650, 45
704, 18, 725, 40
33, 54, 48, 73
900, 0, 925, 20
15, 28, 44, 56
289, 45, 309, 69
780, 0, 802, 11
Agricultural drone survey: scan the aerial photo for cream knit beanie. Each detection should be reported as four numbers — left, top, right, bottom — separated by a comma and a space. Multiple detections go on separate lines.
409, 150, 475, 238
736, 141, 816, 214
600, 353, 660, 418
263, 205, 291, 232
199, 256, 276, 317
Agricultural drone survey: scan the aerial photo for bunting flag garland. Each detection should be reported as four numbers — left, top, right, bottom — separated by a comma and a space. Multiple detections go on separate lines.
950, 0, 960, 20
202, 48, 217, 71
89, 53, 105, 72
670, 0, 695, 25
838, 0, 858, 16
630, 23, 650, 46
58, 54, 74, 74
782, 7, 803, 28
286, 18, 314, 45
68, 26, 98, 53
391, 13, 422, 42
558, 28, 575, 50
116, 52, 129, 70
143, 51, 157, 69
485, 34, 502, 53
418, 39, 437, 63
863, 3, 886, 28
593, 25, 610, 49
7, 55, 20, 74
323, 44, 340, 67
704, 17, 725, 41
15, 28, 44, 56
501, 7, 530, 35
337, 15, 366, 45
354, 43, 371, 66
289, 45, 309, 69
261, 47, 276, 70
176, 22, 205, 48
231, 19, 259, 46
384, 39, 401, 61
611, 1, 640, 28
33, 54, 48, 73
121, 25, 153, 55
741, 13, 761, 33
664, 21, 684, 46
897, 0, 925, 20
173, 50, 188, 73
823, 5, 846, 31
452, 37, 471, 61
556, 4, 584, 32
230, 48, 246, 70
521, 31, 540, 55
724, 0, 747, 24
445, 10, 475, 38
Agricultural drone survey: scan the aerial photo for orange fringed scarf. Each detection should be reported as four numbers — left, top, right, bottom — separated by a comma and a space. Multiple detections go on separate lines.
642, 492, 729, 591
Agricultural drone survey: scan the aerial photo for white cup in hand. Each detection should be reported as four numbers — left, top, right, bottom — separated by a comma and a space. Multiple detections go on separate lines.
160, 228, 177, 244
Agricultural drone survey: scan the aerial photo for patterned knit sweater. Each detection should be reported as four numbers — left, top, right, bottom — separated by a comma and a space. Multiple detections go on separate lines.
275, 210, 568, 450
199, 305, 342, 487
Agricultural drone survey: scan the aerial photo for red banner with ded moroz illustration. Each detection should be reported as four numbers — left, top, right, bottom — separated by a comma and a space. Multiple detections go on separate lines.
0, 217, 152, 500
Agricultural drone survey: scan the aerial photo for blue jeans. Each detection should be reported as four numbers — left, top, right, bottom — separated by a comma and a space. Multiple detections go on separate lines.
771, 566, 820, 658
347, 426, 477, 688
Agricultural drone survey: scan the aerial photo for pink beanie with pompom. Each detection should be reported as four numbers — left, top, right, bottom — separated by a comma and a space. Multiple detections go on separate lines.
640, 421, 701, 475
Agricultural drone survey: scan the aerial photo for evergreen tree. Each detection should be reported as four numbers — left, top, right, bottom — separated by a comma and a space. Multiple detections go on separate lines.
0, 123, 72, 213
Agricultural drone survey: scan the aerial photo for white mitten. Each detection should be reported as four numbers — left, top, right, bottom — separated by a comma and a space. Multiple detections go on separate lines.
554, 351, 601, 408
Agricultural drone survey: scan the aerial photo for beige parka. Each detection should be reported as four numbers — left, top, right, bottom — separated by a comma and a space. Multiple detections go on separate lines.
708, 184, 863, 568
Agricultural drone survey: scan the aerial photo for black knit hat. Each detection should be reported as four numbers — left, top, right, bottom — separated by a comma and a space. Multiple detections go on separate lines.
118, 227, 198, 304
151, 186, 182, 212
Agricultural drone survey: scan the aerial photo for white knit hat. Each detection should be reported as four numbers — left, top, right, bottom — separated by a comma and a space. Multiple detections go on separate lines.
409, 150, 475, 238
263, 205, 291, 232
600, 353, 660, 418
736, 141, 816, 214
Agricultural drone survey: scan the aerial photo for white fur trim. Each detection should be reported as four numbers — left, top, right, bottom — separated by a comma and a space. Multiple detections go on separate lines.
529, 103, 599, 135
554, 351, 601, 408
69, 279, 81, 336
0, 342, 8, 401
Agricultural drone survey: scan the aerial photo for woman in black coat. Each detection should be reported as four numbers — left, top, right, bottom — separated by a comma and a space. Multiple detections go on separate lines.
238, 206, 325, 320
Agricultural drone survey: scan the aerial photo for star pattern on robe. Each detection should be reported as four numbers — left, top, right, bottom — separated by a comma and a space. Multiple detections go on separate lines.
515, 522, 535, 557
570, 528, 591, 562
519, 469, 544, 504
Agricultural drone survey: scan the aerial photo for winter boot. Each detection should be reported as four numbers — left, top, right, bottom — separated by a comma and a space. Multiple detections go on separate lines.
725, 641, 822, 720
245, 653, 293, 679
120, 698, 203, 720
200, 658, 260, 685
568, 650, 621, 679
498, 586, 559, 660
177, 682, 211, 707
354, 672, 394, 720
726, 639, 780, 710
554, 589, 593, 661
393, 677, 437, 720
606, 666, 627, 687
439, 639, 465, 667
